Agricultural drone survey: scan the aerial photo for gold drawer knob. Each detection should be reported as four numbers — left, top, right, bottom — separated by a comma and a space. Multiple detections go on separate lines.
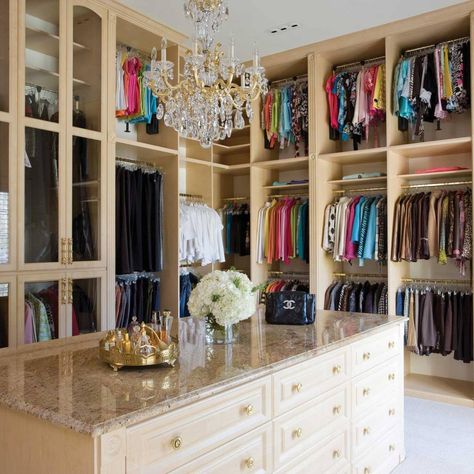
332, 364, 342, 375
363, 388, 370, 397
388, 341, 395, 349
333, 405, 342, 415
294, 383, 303, 393
363, 352, 371, 361
245, 457, 255, 469
171, 436, 183, 450
364, 468, 371, 474
332, 449, 341, 459
389, 408, 396, 416
363, 427, 370, 436
389, 444, 396, 452
388, 373, 396, 381
245, 404, 254, 416
294, 427, 303, 439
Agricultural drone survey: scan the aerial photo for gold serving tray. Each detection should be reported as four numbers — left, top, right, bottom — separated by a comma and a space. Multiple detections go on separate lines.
99, 324, 178, 371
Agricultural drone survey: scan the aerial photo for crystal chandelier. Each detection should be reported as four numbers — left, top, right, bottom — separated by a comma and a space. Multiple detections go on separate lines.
143, 0, 268, 148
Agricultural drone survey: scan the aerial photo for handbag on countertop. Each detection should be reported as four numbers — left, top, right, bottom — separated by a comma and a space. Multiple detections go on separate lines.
265, 291, 315, 325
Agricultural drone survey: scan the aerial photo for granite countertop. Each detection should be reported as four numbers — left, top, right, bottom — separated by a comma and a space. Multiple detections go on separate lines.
0, 309, 404, 436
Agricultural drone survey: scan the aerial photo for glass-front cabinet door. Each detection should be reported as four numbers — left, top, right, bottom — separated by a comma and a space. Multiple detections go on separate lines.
0, 277, 14, 350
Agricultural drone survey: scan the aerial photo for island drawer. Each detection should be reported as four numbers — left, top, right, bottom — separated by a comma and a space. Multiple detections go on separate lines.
351, 326, 402, 376
170, 423, 272, 474
125, 376, 271, 473
273, 383, 350, 468
272, 347, 350, 416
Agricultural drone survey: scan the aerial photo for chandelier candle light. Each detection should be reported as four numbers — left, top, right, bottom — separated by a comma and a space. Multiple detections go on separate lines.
144, 0, 268, 148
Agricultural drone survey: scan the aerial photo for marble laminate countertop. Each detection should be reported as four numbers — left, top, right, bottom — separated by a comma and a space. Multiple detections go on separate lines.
0, 310, 403, 436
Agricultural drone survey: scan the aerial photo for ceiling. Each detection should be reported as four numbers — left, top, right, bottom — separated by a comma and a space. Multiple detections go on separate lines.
118, 0, 463, 60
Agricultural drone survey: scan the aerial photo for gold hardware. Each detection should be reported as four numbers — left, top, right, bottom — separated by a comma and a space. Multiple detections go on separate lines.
310, 153, 316, 161
245, 404, 254, 416
171, 436, 183, 450
388, 341, 395, 349
389, 444, 396, 452
61, 238, 68, 265
389, 409, 396, 416
363, 427, 370, 436
363, 352, 371, 361
388, 373, 396, 381
332, 450, 341, 459
67, 278, 73, 305
294, 428, 303, 439
245, 457, 255, 469
294, 383, 303, 392
61, 278, 68, 305
363, 388, 370, 397
332, 364, 342, 374
333, 405, 342, 415
364, 468, 371, 474
67, 238, 73, 264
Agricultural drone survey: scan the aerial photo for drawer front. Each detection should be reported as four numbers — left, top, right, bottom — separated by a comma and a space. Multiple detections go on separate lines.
275, 429, 350, 474
352, 359, 401, 417
171, 423, 272, 474
352, 326, 402, 376
353, 427, 403, 474
352, 397, 402, 459
273, 348, 350, 416
274, 384, 350, 468
126, 377, 272, 473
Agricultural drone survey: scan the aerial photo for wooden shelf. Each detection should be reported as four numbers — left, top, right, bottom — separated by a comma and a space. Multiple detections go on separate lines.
328, 176, 387, 186
183, 157, 212, 167
391, 136, 472, 158
214, 163, 251, 175
26, 26, 87, 57
405, 373, 474, 408
319, 147, 387, 164
26, 65, 89, 90
398, 169, 472, 180
116, 138, 178, 160
263, 182, 309, 190
252, 156, 309, 171
213, 142, 250, 155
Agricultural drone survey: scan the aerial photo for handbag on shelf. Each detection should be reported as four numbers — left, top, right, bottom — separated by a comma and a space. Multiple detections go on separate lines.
265, 291, 316, 325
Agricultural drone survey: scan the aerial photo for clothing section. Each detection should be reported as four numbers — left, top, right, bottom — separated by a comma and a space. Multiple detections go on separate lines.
179, 199, 225, 266
391, 189, 472, 275
261, 79, 309, 157
260, 277, 309, 304
256, 197, 309, 264
324, 279, 388, 314
115, 274, 160, 329
322, 195, 387, 266
179, 270, 200, 318
393, 39, 471, 140
219, 202, 250, 257
325, 62, 386, 149
396, 285, 473, 363
115, 161, 164, 275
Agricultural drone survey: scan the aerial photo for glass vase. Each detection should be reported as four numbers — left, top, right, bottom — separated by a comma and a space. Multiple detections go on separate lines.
205, 315, 238, 344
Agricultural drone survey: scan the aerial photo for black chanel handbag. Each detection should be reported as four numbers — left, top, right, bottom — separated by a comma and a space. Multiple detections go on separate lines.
265, 291, 316, 325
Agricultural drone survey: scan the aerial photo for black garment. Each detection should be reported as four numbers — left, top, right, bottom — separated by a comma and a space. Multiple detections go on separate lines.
72, 284, 96, 334
146, 114, 159, 134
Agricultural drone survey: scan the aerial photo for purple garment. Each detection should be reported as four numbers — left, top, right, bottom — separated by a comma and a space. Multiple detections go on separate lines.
24, 301, 34, 344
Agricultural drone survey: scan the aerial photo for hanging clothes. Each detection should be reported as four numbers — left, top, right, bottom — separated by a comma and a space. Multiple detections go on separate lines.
256, 197, 309, 264
393, 39, 470, 139
325, 63, 386, 149
261, 80, 309, 157
396, 285, 473, 363
179, 270, 200, 317
322, 194, 387, 266
179, 200, 225, 266
115, 274, 160, 329
324, 279, 388, 314
260, 278, 309, 304
219, 202, 250, 256
391, 189, 472, 275
115, 162, 164, 274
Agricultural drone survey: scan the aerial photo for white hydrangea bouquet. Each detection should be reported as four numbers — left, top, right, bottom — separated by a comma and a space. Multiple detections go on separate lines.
187, 269, 259, 343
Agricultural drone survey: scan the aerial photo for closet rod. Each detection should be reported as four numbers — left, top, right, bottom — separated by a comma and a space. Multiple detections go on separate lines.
333, 186, 387, 194
269, 74, 308, 87
402, 36, 470, 56
333, 272, 387, 279
222, 196, 248, 201
268, 271, 309, 276
334, 55, 385, 71
401, 277, 471, 285
116, 157, 162, 170
180, 192, 203, 199
401, 180, 471, 190
269, 191, 308, 198
25, 83, 58, 95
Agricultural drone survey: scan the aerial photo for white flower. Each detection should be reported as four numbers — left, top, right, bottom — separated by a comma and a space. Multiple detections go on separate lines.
187, 270, 257, 326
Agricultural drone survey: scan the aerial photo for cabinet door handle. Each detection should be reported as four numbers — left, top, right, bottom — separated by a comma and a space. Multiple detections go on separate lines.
363, 388, 370, 397
363, 352, 371, 361
293, 427, 303, 438
245, 404, 254, 416
363, 427, 370, 436
333, 405, 342, 415
388, 341, 395, 349
332, 449, 341, 459
332, 364, 342, 375
68, 278, 73, 305
61, 278, 68, 305
171, 436, 183, 450
67, 238, 73, 265
388, 373, 396, 381
294, 382, 303, 392
61, 238, 68, 265
389, 408, 396, 416
245, 457, 255, 469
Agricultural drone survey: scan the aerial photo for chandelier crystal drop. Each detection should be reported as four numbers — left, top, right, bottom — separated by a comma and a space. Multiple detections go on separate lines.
143, 0, 268, 148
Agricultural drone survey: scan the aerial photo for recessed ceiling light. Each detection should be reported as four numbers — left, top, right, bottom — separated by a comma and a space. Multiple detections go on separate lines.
266, 22, 301, 36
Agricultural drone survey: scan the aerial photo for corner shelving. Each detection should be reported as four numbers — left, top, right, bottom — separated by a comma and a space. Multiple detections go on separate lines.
213, 142, 250, 155
319, 147, 387, 164
253, 156, 309, 171
116, 137, 178, 160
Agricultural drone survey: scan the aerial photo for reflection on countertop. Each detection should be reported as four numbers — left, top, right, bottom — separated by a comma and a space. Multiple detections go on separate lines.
0, 309, 404, 436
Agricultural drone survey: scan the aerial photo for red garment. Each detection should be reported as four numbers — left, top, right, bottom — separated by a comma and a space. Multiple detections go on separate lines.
325, 74, 338, 130
415, 166, 468, 174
